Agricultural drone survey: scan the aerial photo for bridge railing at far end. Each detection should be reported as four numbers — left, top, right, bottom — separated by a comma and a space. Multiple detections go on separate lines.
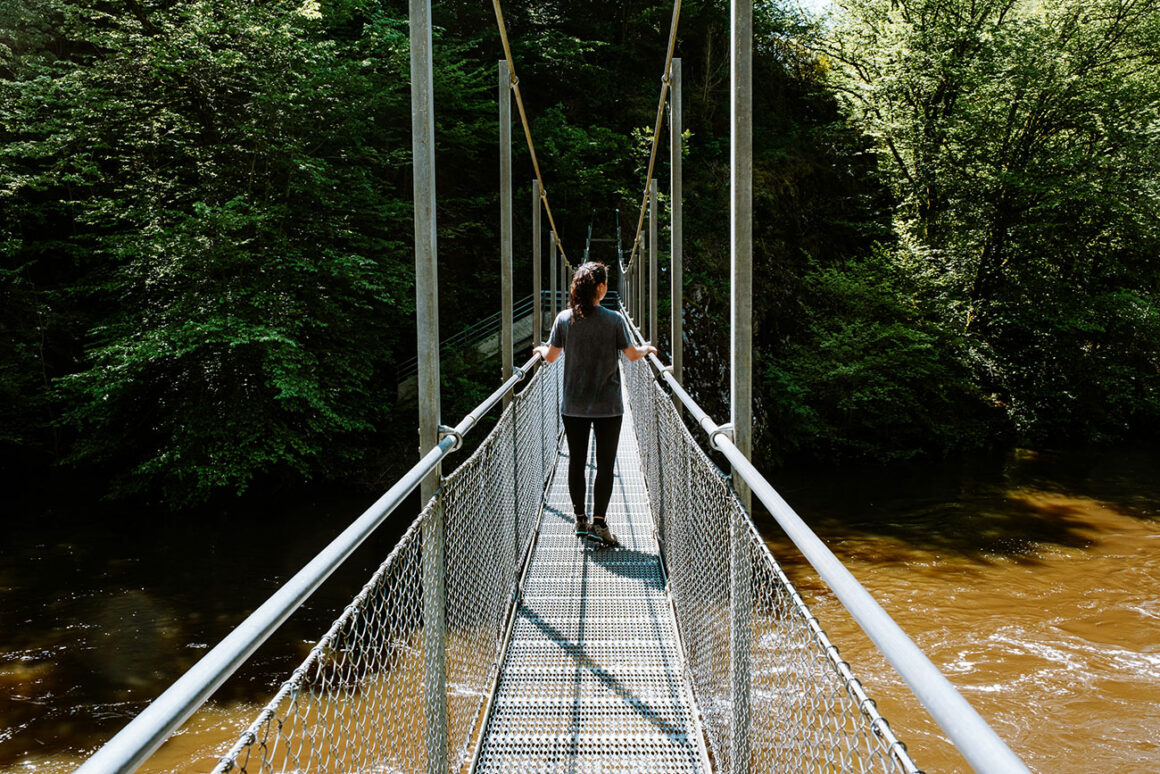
396, 290, 568, 381
74, 352, 562, 774
620, 308, 1031, 774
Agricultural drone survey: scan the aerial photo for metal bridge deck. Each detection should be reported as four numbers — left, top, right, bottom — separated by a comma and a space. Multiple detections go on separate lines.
473, 402, 711, 774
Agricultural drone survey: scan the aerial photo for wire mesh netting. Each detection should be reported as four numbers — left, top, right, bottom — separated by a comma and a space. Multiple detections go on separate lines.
213, 362, 563, 774
472, 393, 711, 774
624, 358, 921, 774
213, 347, 919, 774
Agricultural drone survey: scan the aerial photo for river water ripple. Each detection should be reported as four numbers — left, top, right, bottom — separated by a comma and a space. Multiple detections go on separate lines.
2, 448, 1158, 772
763, 447, 1160, 773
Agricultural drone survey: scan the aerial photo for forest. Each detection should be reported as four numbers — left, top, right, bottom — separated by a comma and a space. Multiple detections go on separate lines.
3, 0, 1159, 508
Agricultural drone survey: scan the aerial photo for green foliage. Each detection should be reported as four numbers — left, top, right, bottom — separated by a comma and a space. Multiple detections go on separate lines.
973, 283, 1160, 442
3, 0, 421, 503
825, 0, 1160, 443
536, 106, 634, 221
4, 0, 1160, 508
763, 250, 993, 463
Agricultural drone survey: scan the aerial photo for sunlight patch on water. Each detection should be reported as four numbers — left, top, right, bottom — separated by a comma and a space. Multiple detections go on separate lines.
761, 473, 1160, 773
2, 701, 262, 774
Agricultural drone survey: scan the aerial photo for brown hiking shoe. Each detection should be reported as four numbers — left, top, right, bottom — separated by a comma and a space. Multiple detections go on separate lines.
585, 521, 619, 547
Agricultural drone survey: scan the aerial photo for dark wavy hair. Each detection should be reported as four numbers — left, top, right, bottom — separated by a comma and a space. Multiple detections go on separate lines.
569, 261, 607, 319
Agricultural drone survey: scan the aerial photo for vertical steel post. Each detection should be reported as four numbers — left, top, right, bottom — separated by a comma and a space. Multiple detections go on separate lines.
421, 494, 447, 774
729, 0, 753, 771
730, 0, 753, 512
533, 183, 543, 344
625, 263, 631, 318
616, 207, 624, 308
551, 239, 559, 323
640, 229, 649, 327
410, 3, 444, 768
729, 510, 752, 774
631, 253, 637, 321
550, 234, 558, 324
623, 257, 630, 319
649, 178, 658, 345
411, 0, 440, 507
670, 59, 684, 397
500, 61, 513, 407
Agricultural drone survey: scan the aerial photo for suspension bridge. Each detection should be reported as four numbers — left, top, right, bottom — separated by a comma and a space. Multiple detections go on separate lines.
73, 0, 1032, 772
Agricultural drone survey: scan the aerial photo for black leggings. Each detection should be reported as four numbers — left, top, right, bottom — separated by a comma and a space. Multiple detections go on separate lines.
562, 415, 623, 519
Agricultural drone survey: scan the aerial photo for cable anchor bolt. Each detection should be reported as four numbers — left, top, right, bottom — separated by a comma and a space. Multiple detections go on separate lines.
438, 424, 464, 452
709, 422, 734, 451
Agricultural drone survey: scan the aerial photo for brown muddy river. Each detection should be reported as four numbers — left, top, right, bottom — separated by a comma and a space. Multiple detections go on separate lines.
2, 447, 1158, 772
763, 447, 1160, 772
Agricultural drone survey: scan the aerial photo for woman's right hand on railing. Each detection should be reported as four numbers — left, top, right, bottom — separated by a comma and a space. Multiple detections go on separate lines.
621, 343, 657, 362
535, 344, 562, 363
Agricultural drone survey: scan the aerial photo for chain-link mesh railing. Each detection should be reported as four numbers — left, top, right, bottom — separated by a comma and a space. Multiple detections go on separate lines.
625, 358, 920, 774
214, 361, 563, 774
211, 348, 922, 774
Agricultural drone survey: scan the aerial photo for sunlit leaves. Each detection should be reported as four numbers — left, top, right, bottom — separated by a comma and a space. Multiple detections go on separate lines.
824, 0, 1160, 441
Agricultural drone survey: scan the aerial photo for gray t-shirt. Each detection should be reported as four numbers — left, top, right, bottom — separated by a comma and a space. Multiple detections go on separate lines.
549, 306, 631, 417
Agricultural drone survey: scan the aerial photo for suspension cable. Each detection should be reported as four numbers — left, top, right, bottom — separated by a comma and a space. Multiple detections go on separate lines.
492, 0, 572, 270
622, 0, 682, 274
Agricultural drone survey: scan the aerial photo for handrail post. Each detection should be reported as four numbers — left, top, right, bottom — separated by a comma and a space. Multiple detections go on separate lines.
422, 492, 448, 774
511, 390, 521, 576
500, 61, 514, 407
637, 233, 644, 326
556, 239, 562, 317
624, 265, 631, 322
649, 178, 658, 345
670, 58, 683, 411
414, 2, 445, 765
616, 207, 624, 305
550, 236, 558, 325
731, 0, 753, 512
412, 0, 440, 507
729, 509, 752, 774
533, 181, 542, 343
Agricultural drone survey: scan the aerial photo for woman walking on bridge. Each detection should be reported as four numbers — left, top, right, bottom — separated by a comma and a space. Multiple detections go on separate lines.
535, 261, 656, 547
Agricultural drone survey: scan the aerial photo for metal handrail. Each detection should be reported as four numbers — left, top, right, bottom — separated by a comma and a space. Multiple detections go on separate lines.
621, 307, 1030, 774
74, 353, 545, 774
397, 290, 627, 382
397, 291, 566, 380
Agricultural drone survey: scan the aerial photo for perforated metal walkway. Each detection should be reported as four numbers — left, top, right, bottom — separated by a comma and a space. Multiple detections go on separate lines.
473, 400, 711, 774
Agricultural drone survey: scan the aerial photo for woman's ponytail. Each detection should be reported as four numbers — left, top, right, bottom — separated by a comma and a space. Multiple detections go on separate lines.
569, 261, 608, 319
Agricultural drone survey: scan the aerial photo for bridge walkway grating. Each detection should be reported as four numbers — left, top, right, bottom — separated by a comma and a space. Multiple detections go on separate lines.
472, 399, 711, 774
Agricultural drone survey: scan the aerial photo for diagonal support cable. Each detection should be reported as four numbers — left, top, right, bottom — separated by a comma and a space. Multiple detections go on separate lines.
623, 0, 683, 274
492, 0, 572, 270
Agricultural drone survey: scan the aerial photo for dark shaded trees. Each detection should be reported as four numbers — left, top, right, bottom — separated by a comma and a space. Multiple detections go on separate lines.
4, 0, 1158, 505
3, 1, 427, 501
